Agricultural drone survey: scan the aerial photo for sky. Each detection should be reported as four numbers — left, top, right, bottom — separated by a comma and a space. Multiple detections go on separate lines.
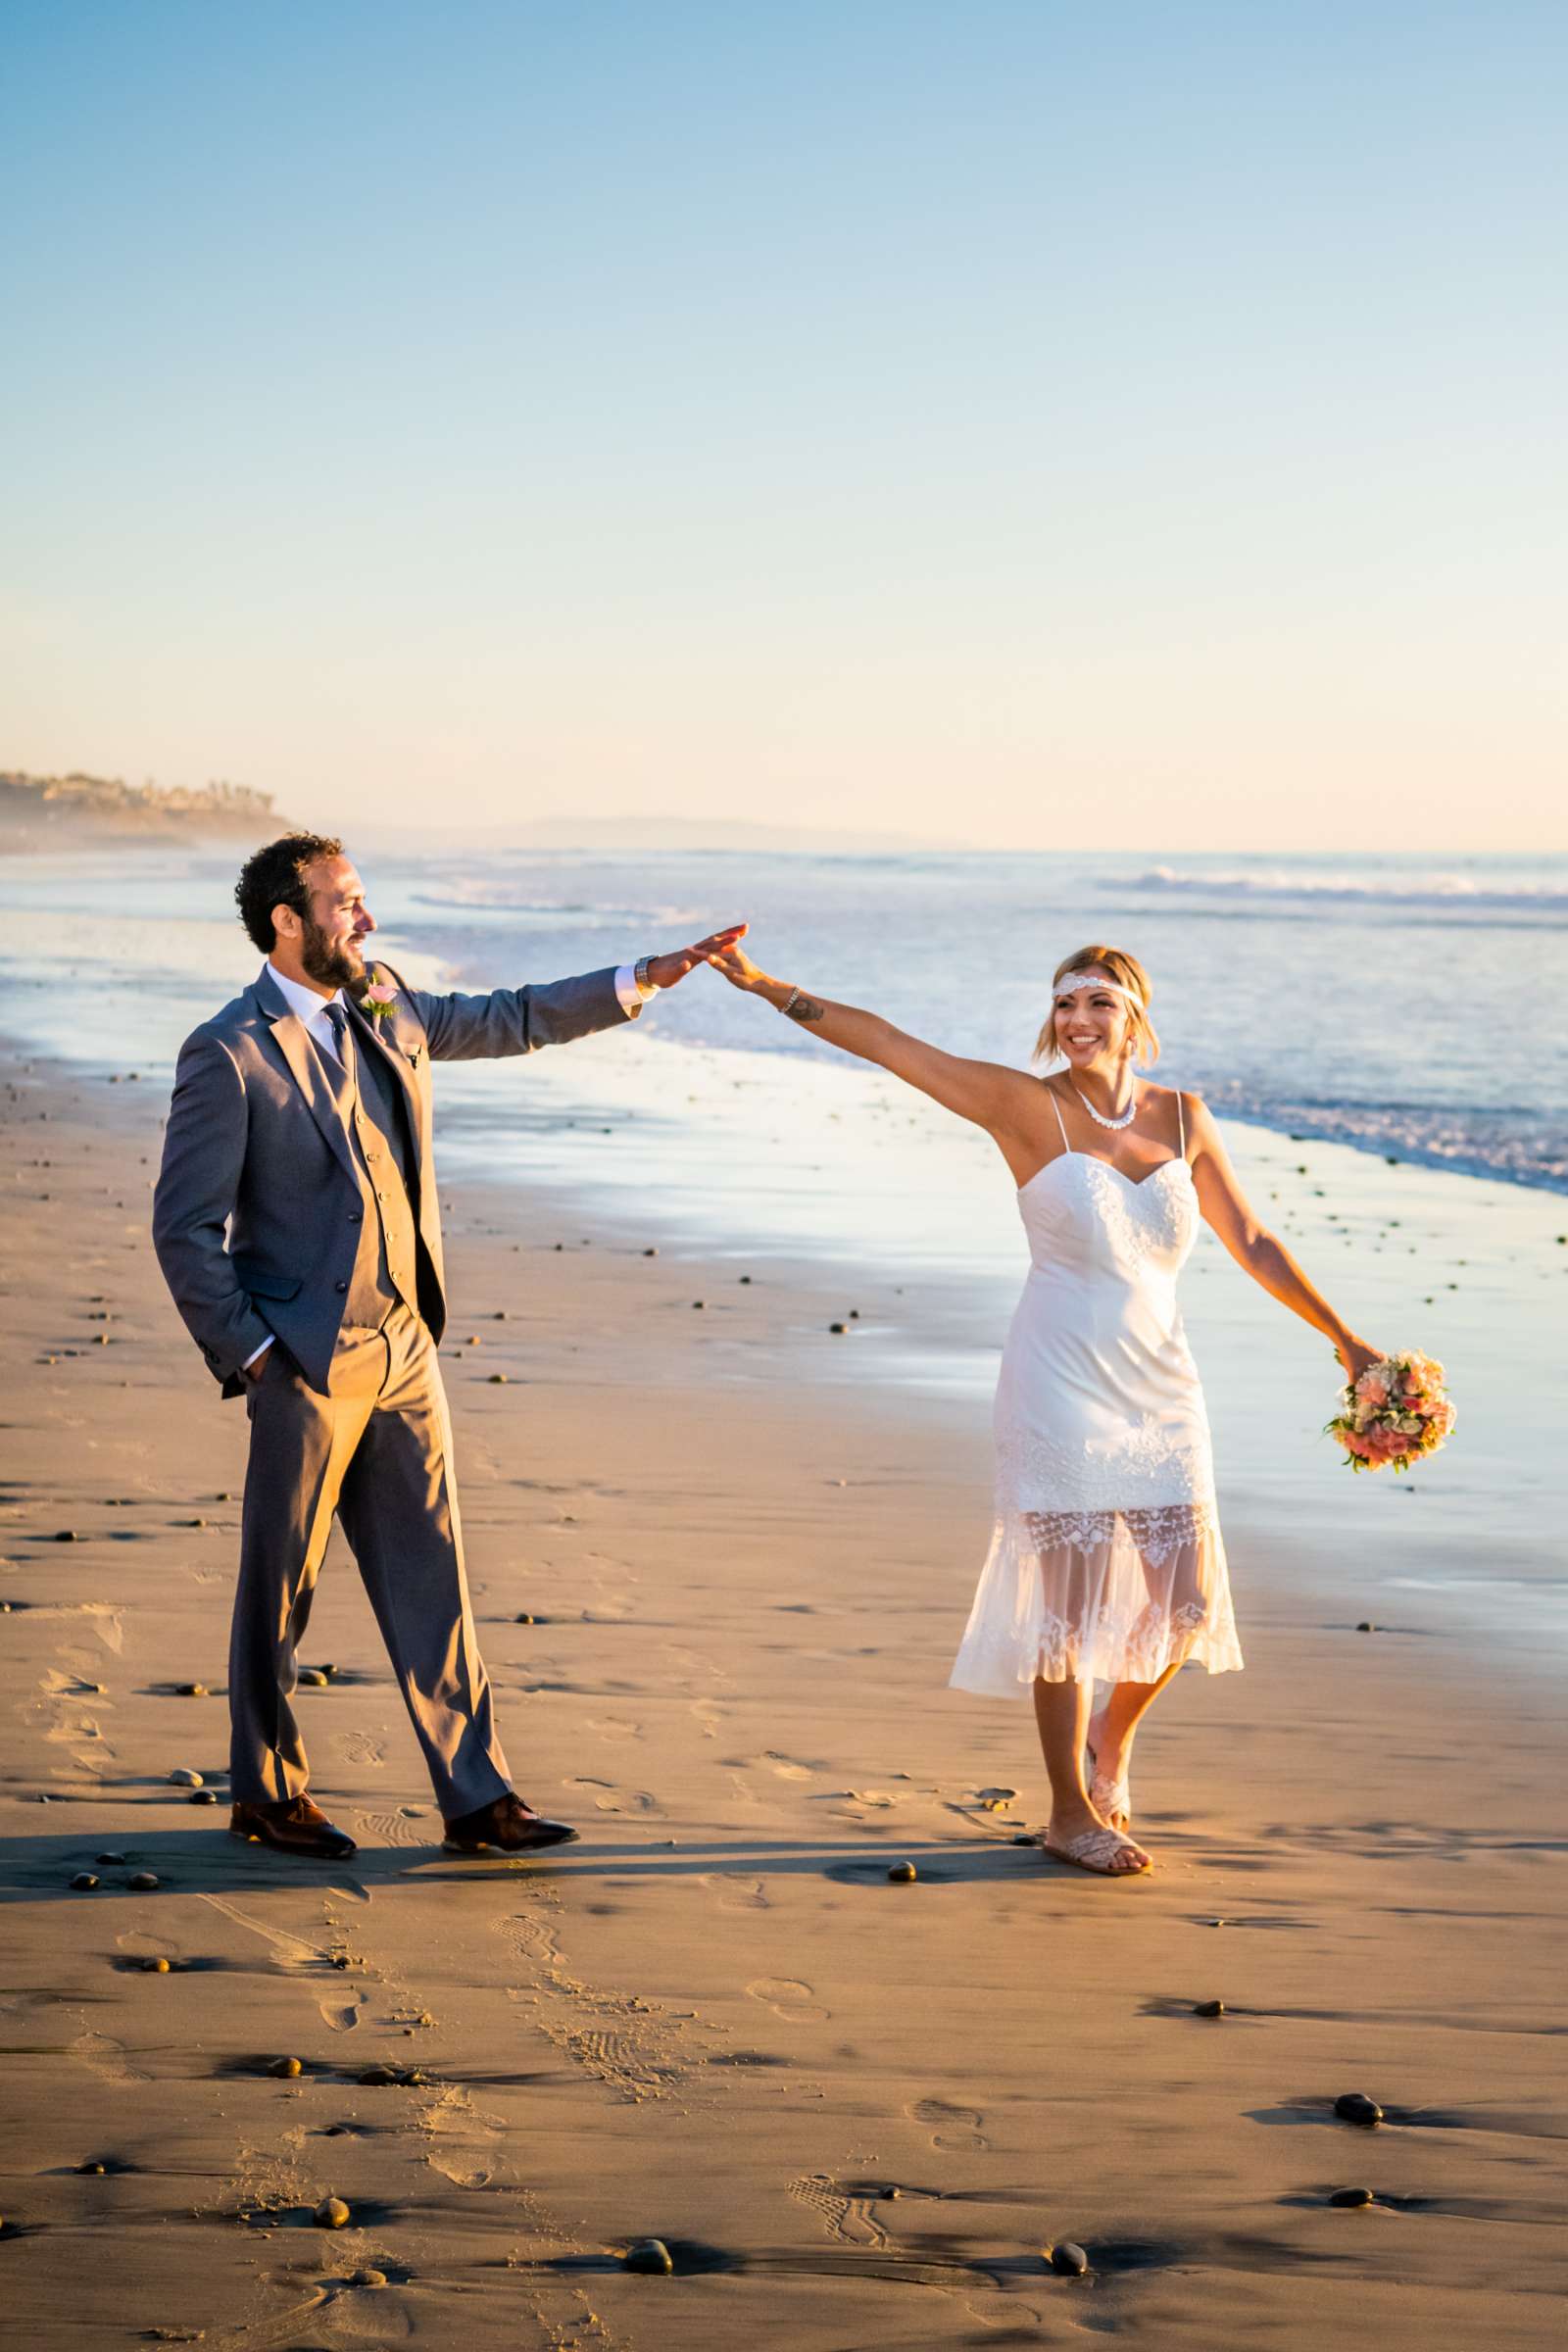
2, 1, 1563, 853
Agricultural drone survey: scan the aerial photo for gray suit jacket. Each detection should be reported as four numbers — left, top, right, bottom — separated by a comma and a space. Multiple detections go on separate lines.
152, 960, 632, 1397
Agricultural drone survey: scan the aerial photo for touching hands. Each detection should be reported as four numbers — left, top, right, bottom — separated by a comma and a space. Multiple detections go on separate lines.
705, 941, 772, 992
646, 925, 749, 990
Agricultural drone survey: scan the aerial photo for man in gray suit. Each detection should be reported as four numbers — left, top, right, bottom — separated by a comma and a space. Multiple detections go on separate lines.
153, 831, 743, 1860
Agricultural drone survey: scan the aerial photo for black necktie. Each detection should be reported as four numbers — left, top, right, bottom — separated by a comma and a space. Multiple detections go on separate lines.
321, 1001, 357, 1097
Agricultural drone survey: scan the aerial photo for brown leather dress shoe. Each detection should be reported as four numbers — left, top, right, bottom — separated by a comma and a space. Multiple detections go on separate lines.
229, 1796, 358, 1860
442, 1792, 578, 1854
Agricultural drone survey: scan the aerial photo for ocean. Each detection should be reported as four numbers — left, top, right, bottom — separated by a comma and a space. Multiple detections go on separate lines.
5, 842, 1562, 1190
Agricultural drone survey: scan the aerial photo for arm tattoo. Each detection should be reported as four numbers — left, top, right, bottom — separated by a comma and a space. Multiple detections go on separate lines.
784, 991, 826, 1023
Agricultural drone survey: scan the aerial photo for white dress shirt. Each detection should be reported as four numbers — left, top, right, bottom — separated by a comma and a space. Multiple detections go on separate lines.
242, 955, 656, 1369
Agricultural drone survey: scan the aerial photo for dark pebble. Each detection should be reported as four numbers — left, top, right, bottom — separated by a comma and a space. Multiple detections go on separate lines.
128, 1872, 160, 1891
358, 2065, 397, 2085
141, 1956, 172, 1973
515, 1611, 536, 1624
55, 1530, 77, 1543
738, 1274, 752, 1284
692, 1299, 705, 1309
96, 1852, 126, 1866
1335, 2092, 1384, 2127
828, 1322, 847, 1334
352, 2267, 387, 2287
1048, 2240, 1090, 2276
1356, 1621, 1377, 1633
1194, 1999, 1225, 2017
643, 1248, 658, 1256
488, 1373, 510, 1384
887, 1861, 917, 1883
169, 1767, 203, 1787
1011, 1831, 1036, 1845
71, 1873, 99, 1890
1330, 2186, 1375, 2207
314, 2196, 352, 2229
331, 1954, 351, 1970
270, 2056, 302, 2078
623, 2237, 673, 2274
317, 1662, 338, 1678
77, 2161, 108, 2175
298, 1669, 329, 1688
175, 1683, 208, 1697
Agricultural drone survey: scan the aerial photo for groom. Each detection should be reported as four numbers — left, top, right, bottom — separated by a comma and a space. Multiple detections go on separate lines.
152, 830, 743, 1860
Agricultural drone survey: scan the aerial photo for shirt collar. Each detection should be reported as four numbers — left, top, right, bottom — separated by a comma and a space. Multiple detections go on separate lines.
265, 959, 346, 1029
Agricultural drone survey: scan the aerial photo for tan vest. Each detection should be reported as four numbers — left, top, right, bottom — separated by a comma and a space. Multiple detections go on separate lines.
318, 1025, 421, 1332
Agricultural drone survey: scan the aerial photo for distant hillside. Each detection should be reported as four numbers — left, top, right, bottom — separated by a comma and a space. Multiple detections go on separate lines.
0, 770, 292, 850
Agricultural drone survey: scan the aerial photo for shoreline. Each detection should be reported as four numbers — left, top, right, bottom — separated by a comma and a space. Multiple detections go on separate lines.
2, 1046, 1567, 2347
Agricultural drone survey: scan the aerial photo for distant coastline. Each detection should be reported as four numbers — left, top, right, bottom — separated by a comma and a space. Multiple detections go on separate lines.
0, 770, 291, 852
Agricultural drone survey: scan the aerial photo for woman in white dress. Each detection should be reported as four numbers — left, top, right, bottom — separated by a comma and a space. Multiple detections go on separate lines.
710, 939, 1382, 1876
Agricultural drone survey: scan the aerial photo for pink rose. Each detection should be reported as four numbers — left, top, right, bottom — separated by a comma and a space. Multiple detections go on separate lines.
1359, 1376, 1389, 1405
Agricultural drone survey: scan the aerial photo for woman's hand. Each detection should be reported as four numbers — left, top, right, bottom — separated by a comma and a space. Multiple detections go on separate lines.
707, 942, 777, 995
1336, 1334, 1385, 1386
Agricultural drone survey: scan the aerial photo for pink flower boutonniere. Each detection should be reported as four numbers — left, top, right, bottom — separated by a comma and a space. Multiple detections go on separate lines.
359, 973, 399, 1024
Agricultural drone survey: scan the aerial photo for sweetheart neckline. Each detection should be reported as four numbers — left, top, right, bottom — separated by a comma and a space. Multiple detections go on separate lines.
1016, 1152, 1192, 1200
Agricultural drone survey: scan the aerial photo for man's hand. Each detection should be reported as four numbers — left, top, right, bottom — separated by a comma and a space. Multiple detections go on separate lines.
645, 924, 748, 990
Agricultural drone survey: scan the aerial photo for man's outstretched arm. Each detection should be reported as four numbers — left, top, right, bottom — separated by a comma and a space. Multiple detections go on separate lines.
408, 925, 747, 1061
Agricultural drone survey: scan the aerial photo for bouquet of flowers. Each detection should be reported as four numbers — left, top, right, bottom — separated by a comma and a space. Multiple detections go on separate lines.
1328, 1350, 1454, 1473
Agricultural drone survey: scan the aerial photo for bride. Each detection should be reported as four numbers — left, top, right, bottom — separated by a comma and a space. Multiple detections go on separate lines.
709, 938, 1382, 1876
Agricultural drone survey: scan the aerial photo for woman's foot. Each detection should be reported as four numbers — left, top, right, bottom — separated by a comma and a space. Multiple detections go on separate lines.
1085, 1710, 1132, 1831
1042, 1799, 1151, 1875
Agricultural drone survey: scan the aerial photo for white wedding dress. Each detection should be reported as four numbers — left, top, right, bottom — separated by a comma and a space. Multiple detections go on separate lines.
951, 1090, 1244, 1695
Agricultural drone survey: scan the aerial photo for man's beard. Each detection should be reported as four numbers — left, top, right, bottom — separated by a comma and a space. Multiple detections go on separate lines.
299, 916, 366, 995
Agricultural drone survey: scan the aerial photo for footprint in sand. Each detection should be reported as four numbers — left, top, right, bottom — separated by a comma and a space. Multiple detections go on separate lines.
354, 1807, 426, 1849
115, 1929, 177, 1967
764, 1752, 814, 1782
587, 1716, 643, 1740
337, 1731, 388, 1769
702, 1873, 769, 1912
318, 1998, 360, 2032
689, 1701, 724, 1739
910, 2097, 989, 2152
747, 1977, 829, 2024
789, 2173, 888, 2247
71, 2030, 149, 2085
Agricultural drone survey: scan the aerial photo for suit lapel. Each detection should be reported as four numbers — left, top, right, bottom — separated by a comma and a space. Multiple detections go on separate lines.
253, 974, 359, 1186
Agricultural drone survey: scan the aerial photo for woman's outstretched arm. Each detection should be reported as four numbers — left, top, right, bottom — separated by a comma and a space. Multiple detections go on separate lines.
1186, 1095, 1382, 1380
707, 941, 1036, 1138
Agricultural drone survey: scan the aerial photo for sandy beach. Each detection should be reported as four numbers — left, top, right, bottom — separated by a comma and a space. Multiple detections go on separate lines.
3, 1042, 1567, 2350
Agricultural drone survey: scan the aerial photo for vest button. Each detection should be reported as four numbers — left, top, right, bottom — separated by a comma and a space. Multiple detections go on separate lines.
335, 1280, 348, 1293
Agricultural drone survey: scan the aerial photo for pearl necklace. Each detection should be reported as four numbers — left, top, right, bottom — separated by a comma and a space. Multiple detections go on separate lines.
1071, 1083, 1137, 1132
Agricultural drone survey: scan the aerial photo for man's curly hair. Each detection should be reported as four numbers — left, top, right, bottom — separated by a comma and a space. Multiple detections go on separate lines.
234, 832, 345, 953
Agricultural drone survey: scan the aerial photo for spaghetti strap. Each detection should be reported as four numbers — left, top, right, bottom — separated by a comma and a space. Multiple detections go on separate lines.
1048, 1088, 1070, 1152
1176, 1091, 1187, 1160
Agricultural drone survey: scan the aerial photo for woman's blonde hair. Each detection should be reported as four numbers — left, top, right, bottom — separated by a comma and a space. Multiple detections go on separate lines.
1034, 944, 1160, 1067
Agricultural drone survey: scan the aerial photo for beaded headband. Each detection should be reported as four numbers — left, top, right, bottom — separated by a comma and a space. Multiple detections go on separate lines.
1052, 971, 1145, 1010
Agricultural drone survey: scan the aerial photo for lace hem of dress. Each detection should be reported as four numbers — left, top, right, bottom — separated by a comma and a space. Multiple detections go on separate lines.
1024, 1499, 1218, 1566
949, 1505, 1245, 1693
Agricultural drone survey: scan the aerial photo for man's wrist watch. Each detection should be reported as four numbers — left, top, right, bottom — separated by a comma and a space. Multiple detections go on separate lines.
634, 955, 657, 996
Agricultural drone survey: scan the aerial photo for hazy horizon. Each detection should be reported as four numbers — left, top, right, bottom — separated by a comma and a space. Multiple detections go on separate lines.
3, 2, 1563, 855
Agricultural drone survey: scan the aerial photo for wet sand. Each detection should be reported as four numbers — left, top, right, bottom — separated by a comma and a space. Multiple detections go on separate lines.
3, 1050, 1566, 2349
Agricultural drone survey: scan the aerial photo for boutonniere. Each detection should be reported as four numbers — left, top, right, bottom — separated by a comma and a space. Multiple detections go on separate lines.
358, 971, 398, 1024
